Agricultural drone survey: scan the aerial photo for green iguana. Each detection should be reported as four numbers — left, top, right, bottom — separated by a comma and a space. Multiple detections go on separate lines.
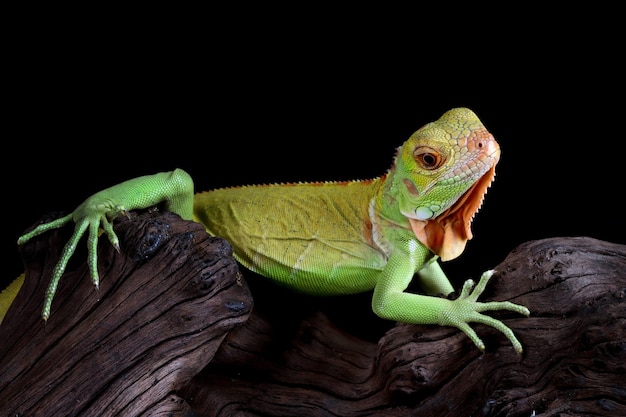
1, 107, 529, 353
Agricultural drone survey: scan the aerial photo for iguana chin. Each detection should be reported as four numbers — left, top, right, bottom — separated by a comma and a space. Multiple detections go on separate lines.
2, 107, 529, 353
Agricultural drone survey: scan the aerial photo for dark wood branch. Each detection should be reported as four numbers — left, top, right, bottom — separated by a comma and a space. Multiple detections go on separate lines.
2, 209, 625, 417
183, 237, 626, 417
0, 210, 252, 417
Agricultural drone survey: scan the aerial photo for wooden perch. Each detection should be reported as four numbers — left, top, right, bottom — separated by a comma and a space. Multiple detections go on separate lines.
183, 235, 626, 416
0, 210, 252, 416
1, 209, 625, 417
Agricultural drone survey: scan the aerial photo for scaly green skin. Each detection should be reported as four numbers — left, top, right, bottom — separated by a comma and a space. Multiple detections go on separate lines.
10, 108, 529, 353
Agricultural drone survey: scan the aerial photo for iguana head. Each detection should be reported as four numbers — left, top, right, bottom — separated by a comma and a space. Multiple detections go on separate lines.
393, 107, 500, 261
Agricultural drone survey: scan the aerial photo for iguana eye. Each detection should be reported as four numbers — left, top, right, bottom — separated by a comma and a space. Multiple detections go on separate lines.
414, 146, 444, 170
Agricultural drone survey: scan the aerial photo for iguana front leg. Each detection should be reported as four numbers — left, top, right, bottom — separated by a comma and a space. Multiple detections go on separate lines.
17, 169, 194, 320
371, 242, 530, 354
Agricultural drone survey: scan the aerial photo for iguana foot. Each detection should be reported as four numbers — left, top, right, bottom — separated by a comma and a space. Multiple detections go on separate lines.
18, 203, 122, 321
441, 269, 530, 354
16, 170, 195, 321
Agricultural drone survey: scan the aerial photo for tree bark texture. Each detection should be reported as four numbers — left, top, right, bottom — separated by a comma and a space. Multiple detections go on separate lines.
1, 210, 624, 417
186, 236, 625, 417
0, 211, 252, 416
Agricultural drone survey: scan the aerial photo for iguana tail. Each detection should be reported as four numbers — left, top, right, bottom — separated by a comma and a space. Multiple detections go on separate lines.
0, 274, 24, 324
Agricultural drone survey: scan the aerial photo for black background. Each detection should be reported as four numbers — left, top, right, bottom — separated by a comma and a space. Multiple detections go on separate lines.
3, 10, 624, 297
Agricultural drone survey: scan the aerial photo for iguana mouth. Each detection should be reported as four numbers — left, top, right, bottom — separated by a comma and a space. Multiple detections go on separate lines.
408, 164, 496, 261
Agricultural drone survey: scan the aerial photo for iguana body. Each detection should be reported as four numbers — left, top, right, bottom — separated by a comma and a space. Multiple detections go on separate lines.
3, 107, 529, 352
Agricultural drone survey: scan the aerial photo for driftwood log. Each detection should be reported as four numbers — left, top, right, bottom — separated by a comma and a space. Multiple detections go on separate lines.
0, 210, 252, 416
1, 210, 624, 417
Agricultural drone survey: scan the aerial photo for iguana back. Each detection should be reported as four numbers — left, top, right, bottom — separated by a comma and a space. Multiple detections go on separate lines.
193, 179, 387, 295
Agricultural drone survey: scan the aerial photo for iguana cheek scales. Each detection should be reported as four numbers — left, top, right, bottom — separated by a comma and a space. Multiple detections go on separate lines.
414, 206, 437, 220
408, 163, 497, 261
400, 179, 440, 220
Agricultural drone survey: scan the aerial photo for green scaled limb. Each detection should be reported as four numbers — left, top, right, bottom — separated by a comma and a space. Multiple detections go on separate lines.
16, 169, 194, 321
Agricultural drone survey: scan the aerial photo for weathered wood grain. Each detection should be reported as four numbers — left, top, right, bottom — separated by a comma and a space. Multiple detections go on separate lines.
184, 237, 626, 417
0, 210, 252, 417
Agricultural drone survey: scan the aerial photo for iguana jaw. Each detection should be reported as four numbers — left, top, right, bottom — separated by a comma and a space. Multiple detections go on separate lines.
408, 164, 496, 261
